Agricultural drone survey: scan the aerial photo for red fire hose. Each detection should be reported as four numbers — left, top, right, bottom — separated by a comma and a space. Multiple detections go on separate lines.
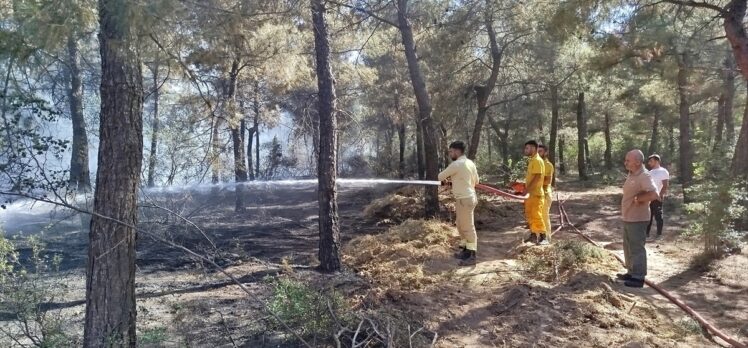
558, 203, 747, 348
475, 183, 529, 200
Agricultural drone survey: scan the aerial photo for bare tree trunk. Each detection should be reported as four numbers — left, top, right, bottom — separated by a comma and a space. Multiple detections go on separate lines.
715, 94, 726, 151
312, 0, 341, 272
398, 122, 406, 178
549, 84, 559, 165
67, 34, 91, 192
724, 0, 748, 82
247, 123, 256, 181
576, 92, 588, 180
146, 55, 160, 188
416, 113, 425, 179
468, 0, 501, 159
255, 111, 260, 179
225, 60, 247, 212
677, 54, 694, 193
648, 110, 659, 156
559, 115, 566, 175
732, 86, 748, 178
397, 0, 439, 216
84, 0, 142, 345
211, 116, 223, 184
723, 53, 737, 144
604, 112, 613, 170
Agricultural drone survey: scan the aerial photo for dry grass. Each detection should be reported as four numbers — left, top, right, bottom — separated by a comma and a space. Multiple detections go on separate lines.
343, 219, 457, 291
362, 186, 454, 223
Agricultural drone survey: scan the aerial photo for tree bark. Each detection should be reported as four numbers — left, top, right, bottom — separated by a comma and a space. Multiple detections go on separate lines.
604, 112, 613, 170
84, 0, 142, 345
226, 60, 247, 212
467, 1, 502, 160
677, 54, 694, 192
211, 116, 223, 184
397, 122, 406, 178
415, 112, 425, 179
67, 34, 91, 192
559, 114, 567, 175
312, 0, 341, 272
576, 92, 588, 180
397, 0, 439, 216
732, 85, 748, 178
723, 52, 737, 144
724, 0, 748, 82
549, 85, 559, 165
146, 56, 160, 188
715, 94, 726, 151
648, 109, 659, 156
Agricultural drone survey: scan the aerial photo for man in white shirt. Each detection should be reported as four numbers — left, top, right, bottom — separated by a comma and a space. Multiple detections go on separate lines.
646, 154, 670, 240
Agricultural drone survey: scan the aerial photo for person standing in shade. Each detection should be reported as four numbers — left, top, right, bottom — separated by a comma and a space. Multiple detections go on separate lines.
438, 141, 480, 266
617, 149, 659, 288
522, 140, 547, 245
646, 154, 669, 240
538, 144, 555, 242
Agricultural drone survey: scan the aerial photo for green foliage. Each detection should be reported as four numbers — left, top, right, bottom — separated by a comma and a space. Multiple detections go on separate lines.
684, 180, 747, 258
139, 326, 168, 345
0, 234, 76, 347
267, 278, 352, 342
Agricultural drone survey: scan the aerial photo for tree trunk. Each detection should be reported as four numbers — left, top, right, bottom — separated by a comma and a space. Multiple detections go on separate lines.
224, 59, 247, 212
467, 1, 501, 159
255, 112, 260, 179
549, 84, 559, 165
723, 52, 737, 144
397, 0, 439, 216
724, 0, 748, 82
84, 0, 142, 345
648, 110, 659, 156
715, 94, 726, 151
247, 123, 256, 181
146, 56, 160, 188
677, 54, 694, 192
559, 115, 566, 175
211, 116, 223, 184
312, 0, 341, 272
576, 92, 588, 180
397, 122, 406, 178
732, 85, 748, 178
604, 112, 613, 170
416, 113, 425, 179
66, 34, 91, 192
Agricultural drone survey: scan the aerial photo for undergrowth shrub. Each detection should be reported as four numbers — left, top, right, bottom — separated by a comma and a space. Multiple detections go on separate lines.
0, 234, 76, 347
520, 240, 612, 281
684, 181, 747, 260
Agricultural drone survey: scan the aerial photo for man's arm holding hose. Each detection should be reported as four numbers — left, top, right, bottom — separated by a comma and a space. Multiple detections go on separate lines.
438, 162, 458, 184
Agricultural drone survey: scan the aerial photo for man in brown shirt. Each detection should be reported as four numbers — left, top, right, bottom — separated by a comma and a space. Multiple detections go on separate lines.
617, 149, 659, 288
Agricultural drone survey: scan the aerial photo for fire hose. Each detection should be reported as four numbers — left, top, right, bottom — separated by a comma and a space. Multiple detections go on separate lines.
461, 183, 745, 347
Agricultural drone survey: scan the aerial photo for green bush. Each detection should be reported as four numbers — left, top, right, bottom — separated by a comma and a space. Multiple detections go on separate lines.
684, 180, 747, 259
267, 278, 352, 342
0, 234, 76, 347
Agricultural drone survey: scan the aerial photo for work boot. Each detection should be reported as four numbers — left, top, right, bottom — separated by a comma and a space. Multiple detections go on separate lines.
624, 278, 645, 288
616, 273, 633, 281
459, 250, 476, 266
538, 234, 549, 245
454, 246, 468, 259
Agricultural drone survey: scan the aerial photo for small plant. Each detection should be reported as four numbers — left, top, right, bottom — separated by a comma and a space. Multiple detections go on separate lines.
676, 317, 703, 336
139, 326, 168, 345
0, 234, 76, 347
267, 278, 352, 343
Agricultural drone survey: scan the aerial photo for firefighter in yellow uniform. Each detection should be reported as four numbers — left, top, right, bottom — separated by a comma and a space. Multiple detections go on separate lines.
538, 144, 554, 243
438, 141, 480, 266
523, 140, 547, 245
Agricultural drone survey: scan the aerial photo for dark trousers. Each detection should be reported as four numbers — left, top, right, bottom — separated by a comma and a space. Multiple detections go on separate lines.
647, 200, 663, 237
624, 222, 648, 280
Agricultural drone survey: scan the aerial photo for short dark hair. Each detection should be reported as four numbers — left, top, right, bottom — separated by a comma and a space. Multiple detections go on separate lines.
449, 141, 466, 153
538, 144, 547, 150
525, 140, 538, 148
648, 154, 661, 162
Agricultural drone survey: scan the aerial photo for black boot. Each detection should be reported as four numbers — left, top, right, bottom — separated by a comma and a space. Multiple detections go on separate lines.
459, 250, 476, 266
454, 246, 468, 259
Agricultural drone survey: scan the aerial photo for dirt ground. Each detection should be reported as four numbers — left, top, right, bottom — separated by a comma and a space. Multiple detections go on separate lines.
0, 179, 746, 347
